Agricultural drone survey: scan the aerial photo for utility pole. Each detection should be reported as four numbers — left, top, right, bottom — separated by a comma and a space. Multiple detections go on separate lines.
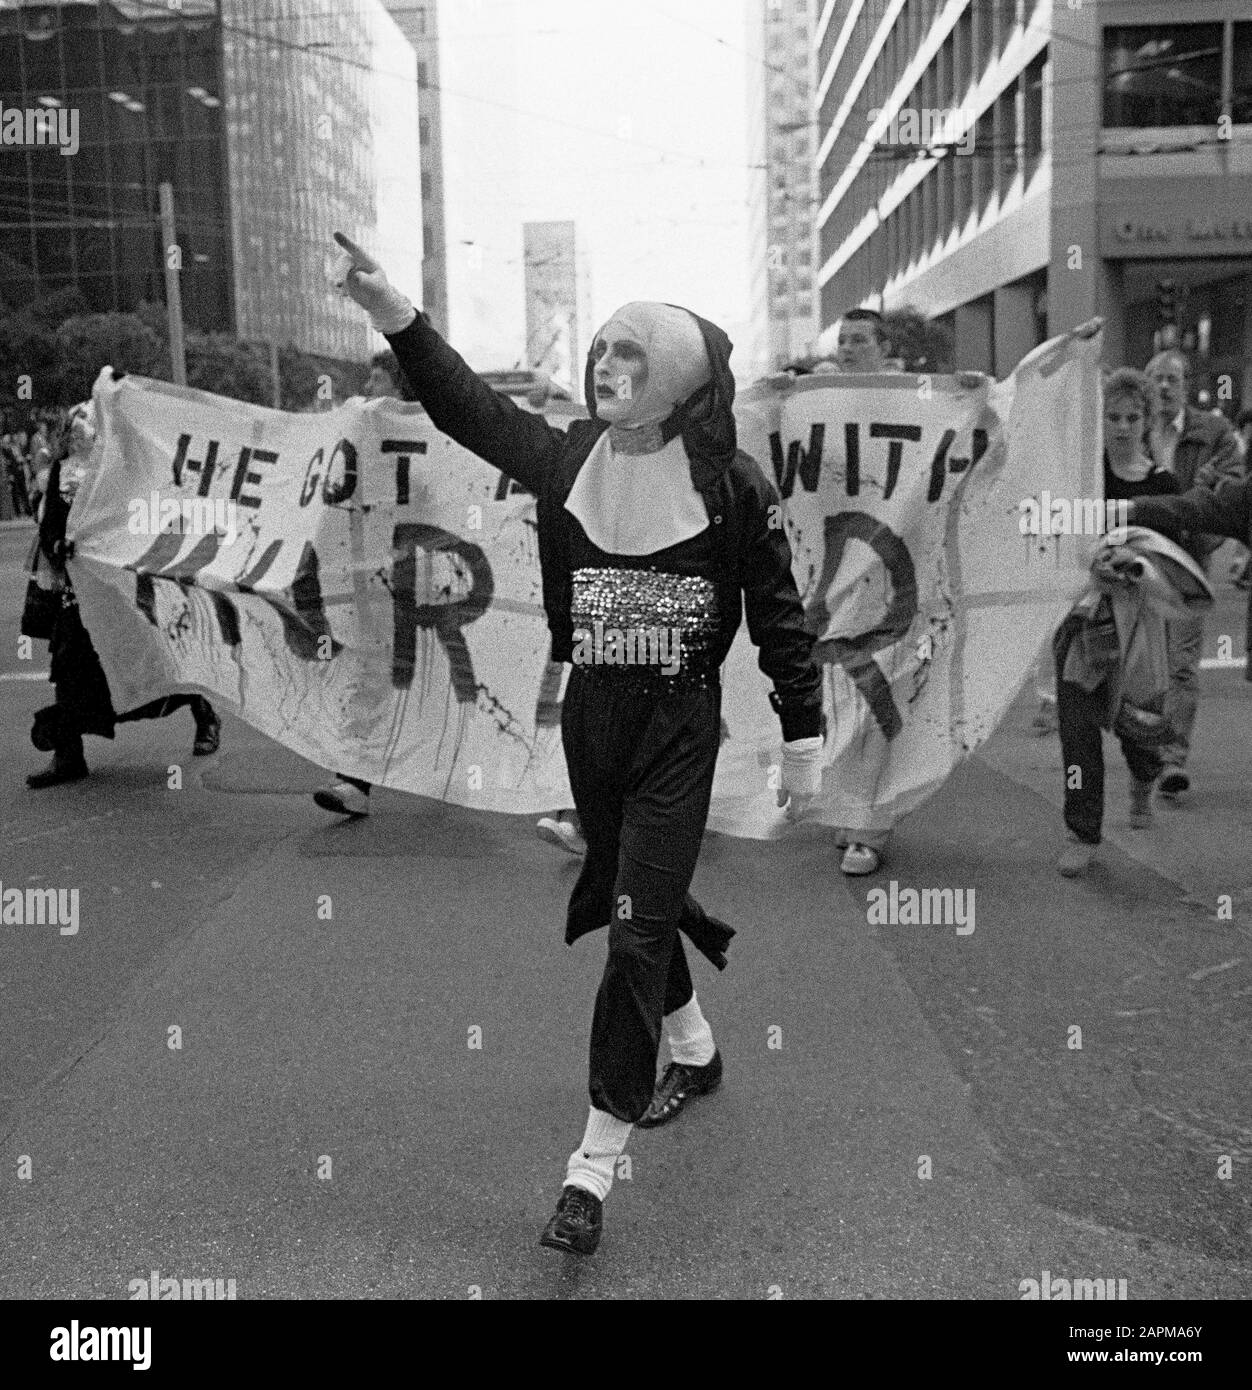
158, 181, 186, 387
269, 339, 281, 408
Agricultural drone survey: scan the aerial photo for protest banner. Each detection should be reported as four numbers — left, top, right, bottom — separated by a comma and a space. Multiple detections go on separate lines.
710, 331, 1101, 836
67, 330, 1099, 835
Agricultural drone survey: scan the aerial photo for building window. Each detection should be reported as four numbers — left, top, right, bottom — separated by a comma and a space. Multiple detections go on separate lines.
1234, 23, 1252, 123
1022, 49, 1045, 180
1102, 24, 1223, 127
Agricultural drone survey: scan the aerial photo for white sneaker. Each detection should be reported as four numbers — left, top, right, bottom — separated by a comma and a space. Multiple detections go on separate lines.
536, 816, 587, 856
1057, 834, 1096, 877
841, 842, 881, 875
313, 780, 371, 817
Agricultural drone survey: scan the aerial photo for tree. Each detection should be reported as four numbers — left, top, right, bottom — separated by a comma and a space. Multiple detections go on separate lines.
0, 314, 58, 414
183, 333, 274, 405
0, 284, 372, 414
881, 305, 954, 373
54, 312, 168, 403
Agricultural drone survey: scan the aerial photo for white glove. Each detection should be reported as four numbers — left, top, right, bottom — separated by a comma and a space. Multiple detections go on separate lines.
776, 735, 824, 820
329, 231, 417, 335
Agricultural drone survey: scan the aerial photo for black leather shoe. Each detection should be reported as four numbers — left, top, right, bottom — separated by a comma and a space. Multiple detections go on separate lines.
1158, 770, 1189, 798
635, 1049, 723, 1129
26, 756, 89, 788
192, 714, 221, 756
539, 1185, 603, 1256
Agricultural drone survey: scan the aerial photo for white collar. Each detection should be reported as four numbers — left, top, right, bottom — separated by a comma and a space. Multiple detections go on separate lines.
563, 433, 709, 556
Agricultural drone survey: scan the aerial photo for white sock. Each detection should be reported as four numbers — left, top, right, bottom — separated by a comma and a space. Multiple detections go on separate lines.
564, 1106, 632, 1203
665, 992, 716, 1066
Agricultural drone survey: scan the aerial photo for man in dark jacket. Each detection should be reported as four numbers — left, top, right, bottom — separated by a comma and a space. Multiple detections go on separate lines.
1145, 351, 1244, 799
1126, 471, 1252, 685
330, 232, 825, 1257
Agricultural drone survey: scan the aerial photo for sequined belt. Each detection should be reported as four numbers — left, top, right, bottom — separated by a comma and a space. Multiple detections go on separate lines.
569, 565, 721, 687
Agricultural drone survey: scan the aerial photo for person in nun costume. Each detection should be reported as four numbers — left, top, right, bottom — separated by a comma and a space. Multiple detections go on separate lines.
330, 233, 825, 1256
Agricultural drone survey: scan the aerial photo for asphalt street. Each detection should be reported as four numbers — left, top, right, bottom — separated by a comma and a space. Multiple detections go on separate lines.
0, 521, 1248, 1299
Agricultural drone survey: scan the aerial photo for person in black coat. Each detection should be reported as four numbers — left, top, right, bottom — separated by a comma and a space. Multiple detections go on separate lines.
24, 428, 223, 788
331, 233, 826, 1256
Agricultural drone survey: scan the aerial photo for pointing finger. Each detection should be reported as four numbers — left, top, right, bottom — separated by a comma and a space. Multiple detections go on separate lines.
332, 231, 379, 273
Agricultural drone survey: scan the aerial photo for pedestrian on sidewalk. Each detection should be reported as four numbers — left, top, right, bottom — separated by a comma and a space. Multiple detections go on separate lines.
1054, 369, 1206, 876
1144, 351, 1243, 803
1229, 408, 1252, 590
3, 430, 32, 516
330, 232, 825, 1257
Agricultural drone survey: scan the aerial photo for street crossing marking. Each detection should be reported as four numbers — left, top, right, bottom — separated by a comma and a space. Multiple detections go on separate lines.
0, 671, 51, 681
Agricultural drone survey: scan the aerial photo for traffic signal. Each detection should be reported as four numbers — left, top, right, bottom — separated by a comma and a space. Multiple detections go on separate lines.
1156, 278, 1179, 324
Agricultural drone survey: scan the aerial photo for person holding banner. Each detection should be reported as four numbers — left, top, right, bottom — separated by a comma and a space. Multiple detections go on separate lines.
329, 232, 825, 1257
23, 415, 222, 788
824, 309, 900, 873
310, 355, 588, 855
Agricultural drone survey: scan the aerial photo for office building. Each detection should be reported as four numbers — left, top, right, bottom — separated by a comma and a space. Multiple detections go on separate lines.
0, 0, 422, 363
384, 0, 448, 336
814, 0, 1252, 405
747, 0, 821, 377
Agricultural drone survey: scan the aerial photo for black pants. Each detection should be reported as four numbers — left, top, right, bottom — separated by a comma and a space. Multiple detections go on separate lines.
116, 694, 215, 727
561, 668, 727, 1123
1055, 650, 1162, 847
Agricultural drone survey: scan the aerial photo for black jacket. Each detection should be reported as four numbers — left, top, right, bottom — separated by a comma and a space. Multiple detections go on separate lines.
1133, 472, 1252, 682
386, 311, 823, 740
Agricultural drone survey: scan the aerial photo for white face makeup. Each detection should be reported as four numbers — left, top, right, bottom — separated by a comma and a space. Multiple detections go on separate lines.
591, 332, 649, 422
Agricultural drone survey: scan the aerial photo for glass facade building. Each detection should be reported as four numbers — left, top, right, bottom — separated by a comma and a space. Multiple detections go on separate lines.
220, 0, 421, 361
0, 0, 423, 362
0, 0, 232, 331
